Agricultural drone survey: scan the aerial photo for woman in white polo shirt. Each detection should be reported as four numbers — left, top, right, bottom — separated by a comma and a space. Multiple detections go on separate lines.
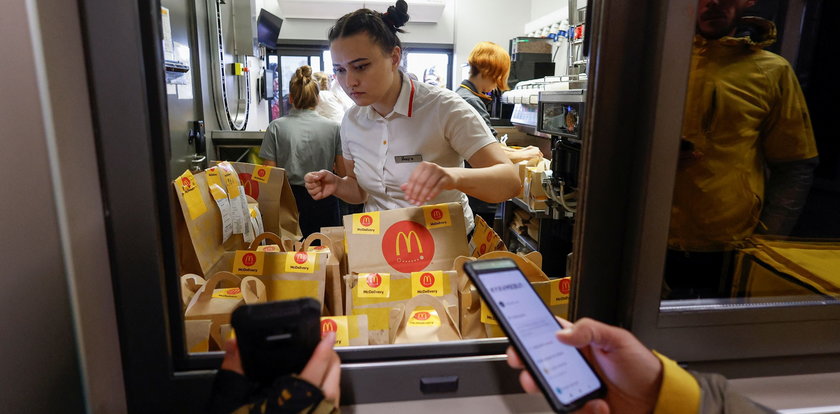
304, 0, 521, 232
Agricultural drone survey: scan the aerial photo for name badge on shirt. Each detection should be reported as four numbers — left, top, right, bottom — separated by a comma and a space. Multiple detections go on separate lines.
395, 154, 423, 163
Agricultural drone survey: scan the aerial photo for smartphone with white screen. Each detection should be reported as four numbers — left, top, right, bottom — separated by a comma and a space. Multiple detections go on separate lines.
463, 258, 606, 412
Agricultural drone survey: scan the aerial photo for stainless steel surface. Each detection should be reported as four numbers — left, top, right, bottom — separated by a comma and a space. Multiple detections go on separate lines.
211, 129, 265, 139
164, 0, 205, 179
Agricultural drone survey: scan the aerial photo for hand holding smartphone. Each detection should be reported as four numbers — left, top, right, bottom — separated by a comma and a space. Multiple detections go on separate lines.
463, 259, 606, 413
231, 298, 321, 386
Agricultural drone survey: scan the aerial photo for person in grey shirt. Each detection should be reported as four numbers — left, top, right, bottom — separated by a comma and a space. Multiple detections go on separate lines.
261, 65, 346, 237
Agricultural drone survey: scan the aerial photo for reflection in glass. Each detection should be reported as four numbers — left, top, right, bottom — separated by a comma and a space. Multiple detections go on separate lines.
662, 0, 837, 305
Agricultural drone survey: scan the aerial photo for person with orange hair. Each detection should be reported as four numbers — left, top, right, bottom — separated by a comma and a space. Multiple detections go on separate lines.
457, 41, 542, 163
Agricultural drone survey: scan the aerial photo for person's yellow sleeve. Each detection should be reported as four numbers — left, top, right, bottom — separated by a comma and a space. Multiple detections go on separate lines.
652, 351, 701, 414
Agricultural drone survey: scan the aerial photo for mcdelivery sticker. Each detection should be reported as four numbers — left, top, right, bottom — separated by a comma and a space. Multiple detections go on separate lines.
422, 204, 452, 229
356, 273, 390, 298
352, 211, 381, 234
381, 220, 435, 273
178, 170, 207, 220
212, 287, 243, 299
233, 250, 265, 275
284, 251, 315, 273
550, 277, 571, 305
320, 316, 349, 346
411, 270, 444, 296
251, 165, 271, 184
408, 307, 441, 327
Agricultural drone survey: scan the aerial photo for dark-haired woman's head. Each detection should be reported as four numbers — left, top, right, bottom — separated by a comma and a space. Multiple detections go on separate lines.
328, 1, 409, 109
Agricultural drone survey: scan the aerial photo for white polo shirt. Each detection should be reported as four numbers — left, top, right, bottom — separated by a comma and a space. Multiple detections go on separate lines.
341, 72, 497, 232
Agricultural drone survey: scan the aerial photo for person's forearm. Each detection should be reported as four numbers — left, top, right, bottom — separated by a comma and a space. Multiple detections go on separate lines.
334, 175, 368, 204
449, 164, 521, 203
759, 157, 818, 235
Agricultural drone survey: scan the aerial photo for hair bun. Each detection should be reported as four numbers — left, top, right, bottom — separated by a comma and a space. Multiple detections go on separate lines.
383, 0, 409, 32
296, 65, 313, 80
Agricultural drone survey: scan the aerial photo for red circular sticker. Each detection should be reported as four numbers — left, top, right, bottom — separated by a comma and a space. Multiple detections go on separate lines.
226, 288, 241, 295
181, 177, 192, 189
257, 168, 266, 177
381, 221, 435, 273
238, 172, 260, 199
242, 253, 257, 266
360, 215, 373, 227
559, 278, 571, 295
366, 273, 382, 288
431, 208, 443, 220
294, 252, 308, 264
420, 272, 435, 288
479, 244, 487, 255
321, 319, 337, 333
413, 311, 431, 321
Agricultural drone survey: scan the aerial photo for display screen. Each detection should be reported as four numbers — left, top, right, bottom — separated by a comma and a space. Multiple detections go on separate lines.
478, 270, 601, 405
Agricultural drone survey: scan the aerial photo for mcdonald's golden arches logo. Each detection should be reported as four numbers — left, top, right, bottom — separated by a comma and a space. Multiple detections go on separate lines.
381, 220, 435, 273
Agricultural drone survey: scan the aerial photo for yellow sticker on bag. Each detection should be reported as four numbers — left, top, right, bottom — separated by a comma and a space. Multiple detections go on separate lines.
251, 165, 272, 184
218, 162, 241, 198
423, 203, 452, 229
178, 170, 207, 220
284, 251, 316, 273
411, 271, 444, 297
232, 250, 265, 276
320, 316, 350, 347
356, 273, 390, 298
408, 307, 441, 327
550, 277, 571, 305
352, 211, 380, 234
211, 287, 243, 300
206, 167, 225, 192
480, 299, 498, 325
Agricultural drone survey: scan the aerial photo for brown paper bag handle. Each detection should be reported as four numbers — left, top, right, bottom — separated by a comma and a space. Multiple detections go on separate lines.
248, 232, 288, 251
241, 276, 267, 304
197, 271, 242, 302
482, 251, 549, 282
180, 273, 206, 305
297, 233, 339, 265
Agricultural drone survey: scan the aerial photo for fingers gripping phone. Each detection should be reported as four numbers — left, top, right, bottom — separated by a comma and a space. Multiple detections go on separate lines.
463, 259, 606, 412
231, 298, 321, 386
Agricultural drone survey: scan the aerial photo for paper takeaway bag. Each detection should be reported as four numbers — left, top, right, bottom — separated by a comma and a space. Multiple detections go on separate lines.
185, 271, 267, 350
230, 162, 301, 242
390, 294, 461, 344
456, 251, 570, 339
173, 163, 301, 276
343, 203, 469, 275
344, 270, 458, 345
320, 314, 369, 347
295, 233, 343, 316
320, 226, 348, 279
469, 214, 507, 257
208, 233, 328, 309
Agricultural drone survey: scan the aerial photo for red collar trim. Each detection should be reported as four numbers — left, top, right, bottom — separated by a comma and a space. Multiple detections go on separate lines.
407, 77, 415, 118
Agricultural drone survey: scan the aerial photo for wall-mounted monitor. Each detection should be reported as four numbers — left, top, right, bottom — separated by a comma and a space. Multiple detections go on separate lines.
257, 9, 283, 49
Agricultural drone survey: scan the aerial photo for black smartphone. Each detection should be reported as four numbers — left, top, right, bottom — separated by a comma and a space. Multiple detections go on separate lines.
230, 298, 321, 386
463, 259, 606, 413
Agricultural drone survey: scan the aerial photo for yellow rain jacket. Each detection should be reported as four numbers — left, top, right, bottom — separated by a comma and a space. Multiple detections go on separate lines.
669, 17, 818, 252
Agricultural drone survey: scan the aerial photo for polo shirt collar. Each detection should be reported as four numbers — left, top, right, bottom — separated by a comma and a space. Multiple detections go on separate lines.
366, 72, 415, 120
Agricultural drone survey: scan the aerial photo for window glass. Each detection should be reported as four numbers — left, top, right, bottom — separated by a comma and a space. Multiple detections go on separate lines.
660, 0, 838, 311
